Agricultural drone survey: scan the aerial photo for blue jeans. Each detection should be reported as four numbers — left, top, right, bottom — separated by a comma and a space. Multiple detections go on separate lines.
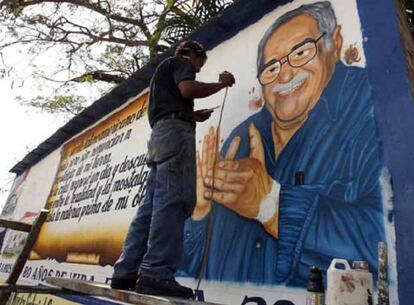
112, 118, 196, 280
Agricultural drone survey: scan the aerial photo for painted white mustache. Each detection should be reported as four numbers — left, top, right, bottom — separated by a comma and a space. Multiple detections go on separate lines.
272, 72, 309, 94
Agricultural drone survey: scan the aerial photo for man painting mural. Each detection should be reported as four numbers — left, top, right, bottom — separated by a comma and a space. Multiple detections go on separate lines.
111, 41, 235, 298
183, 1, 385, 286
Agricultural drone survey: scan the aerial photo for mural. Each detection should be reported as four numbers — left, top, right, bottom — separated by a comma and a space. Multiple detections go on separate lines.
0, 169, 30, 256
32, 93, 150, 266
1, 0, 407, 304
182, 0, 385, 288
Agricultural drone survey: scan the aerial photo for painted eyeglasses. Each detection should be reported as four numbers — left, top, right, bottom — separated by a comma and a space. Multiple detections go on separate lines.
258, 32, 326, 85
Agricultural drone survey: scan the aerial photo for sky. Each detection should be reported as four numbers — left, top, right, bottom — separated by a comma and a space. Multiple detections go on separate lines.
0, 78, 66, 210
0, 1, 124, 210
0, 40, 99, 211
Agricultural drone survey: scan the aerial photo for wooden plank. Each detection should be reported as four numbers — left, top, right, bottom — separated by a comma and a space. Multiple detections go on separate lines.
46, 277, 223, 305
0, 210, 49, 305
0, 219, 31, 232
6, 209, 49, 285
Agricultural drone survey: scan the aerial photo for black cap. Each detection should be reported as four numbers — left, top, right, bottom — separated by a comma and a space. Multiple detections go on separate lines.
175, 40, 207, 58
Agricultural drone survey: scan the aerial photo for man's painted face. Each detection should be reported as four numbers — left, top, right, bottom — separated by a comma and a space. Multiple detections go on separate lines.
260, 14, 341, 129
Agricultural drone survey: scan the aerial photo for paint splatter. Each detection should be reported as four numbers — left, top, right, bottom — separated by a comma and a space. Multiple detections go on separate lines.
344, 44, 361, 65
248, 87, 263, 111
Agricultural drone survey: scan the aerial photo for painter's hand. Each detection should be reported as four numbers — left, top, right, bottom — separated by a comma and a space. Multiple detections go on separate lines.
219, 71, 235, 87
192, 127, 220, 220
193, 109, 213, 122
204, 123, 279, 238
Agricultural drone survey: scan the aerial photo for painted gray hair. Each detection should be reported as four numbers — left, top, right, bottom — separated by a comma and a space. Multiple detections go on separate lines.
257, 1, 337, 73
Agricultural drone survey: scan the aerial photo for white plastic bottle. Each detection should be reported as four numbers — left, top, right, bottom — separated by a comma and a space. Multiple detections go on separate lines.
326, 259, 373, 305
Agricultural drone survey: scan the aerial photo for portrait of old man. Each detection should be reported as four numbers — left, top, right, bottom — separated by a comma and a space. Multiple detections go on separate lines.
182, 1, 385, 287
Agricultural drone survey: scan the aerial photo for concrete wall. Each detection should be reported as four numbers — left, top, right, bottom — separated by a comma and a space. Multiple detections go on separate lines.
2, 0, 413, 304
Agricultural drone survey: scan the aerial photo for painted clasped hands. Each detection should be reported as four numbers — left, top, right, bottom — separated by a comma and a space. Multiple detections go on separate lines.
192, 125, 279, 238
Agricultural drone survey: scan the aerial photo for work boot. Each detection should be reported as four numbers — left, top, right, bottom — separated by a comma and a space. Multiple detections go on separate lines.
135, 275, 194, 299
110, 277, 138, 291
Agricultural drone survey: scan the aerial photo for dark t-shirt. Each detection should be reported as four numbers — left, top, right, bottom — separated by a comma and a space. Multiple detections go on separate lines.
148, 56, 196, 127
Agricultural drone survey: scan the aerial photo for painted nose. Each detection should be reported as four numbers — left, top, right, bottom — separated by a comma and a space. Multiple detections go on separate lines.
277, 63, 294, 84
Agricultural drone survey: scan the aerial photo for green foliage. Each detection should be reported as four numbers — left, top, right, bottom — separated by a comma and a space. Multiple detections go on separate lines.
0, 0, 233, 115
19, 95, 87, 115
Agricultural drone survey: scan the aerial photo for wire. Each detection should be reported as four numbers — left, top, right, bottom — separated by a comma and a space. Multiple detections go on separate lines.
196, 87, 229, 291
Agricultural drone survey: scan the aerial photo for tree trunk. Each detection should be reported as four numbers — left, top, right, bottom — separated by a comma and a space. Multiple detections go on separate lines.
394, 0, 414, 97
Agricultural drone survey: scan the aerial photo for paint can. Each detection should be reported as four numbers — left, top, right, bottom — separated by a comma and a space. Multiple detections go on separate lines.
306, 266, 325, 305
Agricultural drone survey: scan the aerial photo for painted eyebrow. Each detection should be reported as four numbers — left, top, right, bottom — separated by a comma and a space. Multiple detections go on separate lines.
259, 36, 317, 73
290, 38, 315, 53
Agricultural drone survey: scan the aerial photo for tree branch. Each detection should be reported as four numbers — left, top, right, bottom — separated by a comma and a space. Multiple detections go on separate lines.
2, 0, 151, 32
71, 70, 125, 84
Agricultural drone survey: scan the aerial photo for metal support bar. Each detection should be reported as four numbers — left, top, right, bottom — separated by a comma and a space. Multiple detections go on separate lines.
378, 241, 390, 305
46, 277, 223, 305
0, 284, 73, 295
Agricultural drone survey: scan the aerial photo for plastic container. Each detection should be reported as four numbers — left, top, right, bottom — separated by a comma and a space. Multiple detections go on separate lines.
326, 259, 373, 305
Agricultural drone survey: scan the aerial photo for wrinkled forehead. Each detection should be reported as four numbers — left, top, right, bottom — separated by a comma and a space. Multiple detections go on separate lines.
263, 14, 321, 60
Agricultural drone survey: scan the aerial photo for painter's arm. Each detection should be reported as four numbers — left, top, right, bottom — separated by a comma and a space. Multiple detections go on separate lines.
178, 72, 235, 99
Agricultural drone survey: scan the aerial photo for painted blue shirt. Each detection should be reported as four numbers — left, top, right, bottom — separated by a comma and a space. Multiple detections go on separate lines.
181, 62, 385, 286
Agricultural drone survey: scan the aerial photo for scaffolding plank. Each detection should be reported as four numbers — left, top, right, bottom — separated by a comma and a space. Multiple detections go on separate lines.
46, 277, 223, 305
0, 219, 32, 232
6, 210, 49, 285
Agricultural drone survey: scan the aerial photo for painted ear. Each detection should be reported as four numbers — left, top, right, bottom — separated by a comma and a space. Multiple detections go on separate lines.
332, 26, 343, 60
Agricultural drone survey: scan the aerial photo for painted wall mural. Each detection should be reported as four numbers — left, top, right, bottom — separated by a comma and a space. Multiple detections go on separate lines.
0, 0, 407, 304
33, 93, 150, 266
182, 0, 387, 288
0, 169, 30, 256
